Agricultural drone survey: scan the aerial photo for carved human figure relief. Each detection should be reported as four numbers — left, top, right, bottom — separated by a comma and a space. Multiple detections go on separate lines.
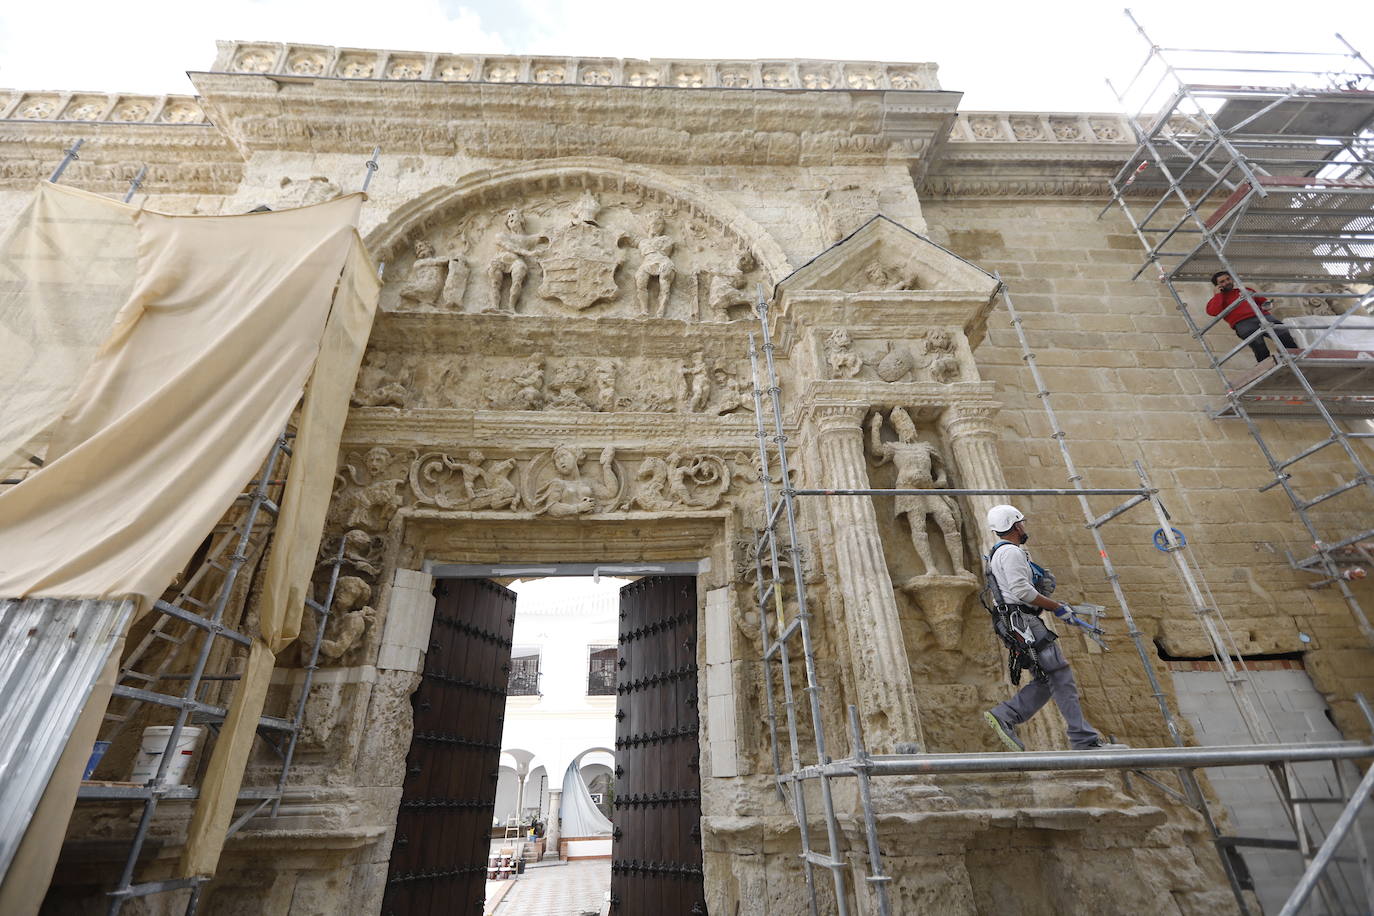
634, 211, 677, 317
709, 365, 753, 416
706, 251, 755, 322
593, 362, 618, 411
411, 451, 520, 510
528, 445, 622, 516
680, 353, 712, 412
487, 209, 544, 312
399, 240, 449, 308
512, 355, 546, 410
351, 351, 410, 408
924, 329, 961, 383
868, 408, 966, 576
538, 192, 625, 311
300, 575, 375, 665
824, 328, 864, 378
548, 363, 593, 411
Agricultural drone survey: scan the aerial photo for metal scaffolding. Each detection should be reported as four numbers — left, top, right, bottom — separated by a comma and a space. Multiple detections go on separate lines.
72, 430, 346, 915
1104, 13, 1374, 640
748, 277, 1374, 914
11, 147, 380, 915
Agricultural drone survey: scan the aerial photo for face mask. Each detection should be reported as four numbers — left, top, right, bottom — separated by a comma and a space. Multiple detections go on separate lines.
1020, 527, 1030, 544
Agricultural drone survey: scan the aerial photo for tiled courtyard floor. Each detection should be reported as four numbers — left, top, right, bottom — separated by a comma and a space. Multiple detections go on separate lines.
485, 859, 610, 916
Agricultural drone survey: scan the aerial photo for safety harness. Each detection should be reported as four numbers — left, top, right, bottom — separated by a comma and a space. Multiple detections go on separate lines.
979, 540, 1055, 685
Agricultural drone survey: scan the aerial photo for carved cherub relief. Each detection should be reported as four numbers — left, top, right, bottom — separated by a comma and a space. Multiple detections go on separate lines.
547, 363, 593, 411
330, 447, 406, 535
709, 364, 754, 416
629, 452, 730, 511
924, 329, 962, 383
825, 329, 865, 379
868, 408, 965, 576
680, 353, 712, 412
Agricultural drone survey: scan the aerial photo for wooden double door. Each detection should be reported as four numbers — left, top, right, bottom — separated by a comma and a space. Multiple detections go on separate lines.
382, 575, 705, 916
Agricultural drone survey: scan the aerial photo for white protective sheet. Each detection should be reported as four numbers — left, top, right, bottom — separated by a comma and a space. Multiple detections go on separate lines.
560, 761, 614, 838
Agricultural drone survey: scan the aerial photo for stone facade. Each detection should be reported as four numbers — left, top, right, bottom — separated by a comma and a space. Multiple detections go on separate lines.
8, 40, 1372, 916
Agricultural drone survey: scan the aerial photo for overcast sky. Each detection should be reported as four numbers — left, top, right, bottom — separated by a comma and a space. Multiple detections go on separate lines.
2, 0, 1371, 111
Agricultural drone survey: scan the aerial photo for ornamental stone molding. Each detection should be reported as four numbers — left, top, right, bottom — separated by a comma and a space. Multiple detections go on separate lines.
209, 41, 941, 93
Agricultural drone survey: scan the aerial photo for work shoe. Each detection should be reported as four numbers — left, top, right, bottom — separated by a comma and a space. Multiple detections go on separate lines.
1075, 739, 1130, 750
983, 711, 1024, 751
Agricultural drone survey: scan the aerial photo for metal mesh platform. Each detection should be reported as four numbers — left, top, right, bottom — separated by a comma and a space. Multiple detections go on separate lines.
1215, 350, 1374, 417
1169, 177, 1374, 282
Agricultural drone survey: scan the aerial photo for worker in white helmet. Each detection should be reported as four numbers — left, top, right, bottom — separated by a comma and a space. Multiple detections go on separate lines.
981, 504, 1127, 752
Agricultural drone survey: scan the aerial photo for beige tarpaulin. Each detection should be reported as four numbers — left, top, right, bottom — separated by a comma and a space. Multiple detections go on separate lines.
182, 234, 380, 876
0, 183, 378, 913
0, 184, 365, 611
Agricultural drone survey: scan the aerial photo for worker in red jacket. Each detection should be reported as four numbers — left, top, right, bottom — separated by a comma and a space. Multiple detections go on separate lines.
1206, 270, 1298, 364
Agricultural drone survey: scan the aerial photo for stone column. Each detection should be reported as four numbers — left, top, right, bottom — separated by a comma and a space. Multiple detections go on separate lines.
809, 402, 923, 752
937, 403, 1006, 536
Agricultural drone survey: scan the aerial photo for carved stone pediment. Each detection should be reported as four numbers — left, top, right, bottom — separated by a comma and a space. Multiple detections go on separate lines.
780, 216, 999, 296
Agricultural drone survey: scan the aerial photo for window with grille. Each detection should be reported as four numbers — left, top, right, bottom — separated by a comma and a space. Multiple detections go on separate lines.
508, 646, 541, 696
587, 645, 617, 695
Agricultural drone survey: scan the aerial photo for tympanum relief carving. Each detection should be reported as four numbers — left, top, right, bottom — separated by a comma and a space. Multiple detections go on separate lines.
383, 189, 765, 321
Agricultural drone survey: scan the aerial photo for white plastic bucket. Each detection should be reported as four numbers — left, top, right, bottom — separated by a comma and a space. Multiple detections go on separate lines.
130, 726, 203, 786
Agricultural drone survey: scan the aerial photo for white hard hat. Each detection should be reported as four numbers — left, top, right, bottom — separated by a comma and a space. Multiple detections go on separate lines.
987, 504, 1025, 534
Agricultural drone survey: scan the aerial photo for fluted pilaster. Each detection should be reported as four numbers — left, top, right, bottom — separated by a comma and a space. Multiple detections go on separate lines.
808, 402, 923, 752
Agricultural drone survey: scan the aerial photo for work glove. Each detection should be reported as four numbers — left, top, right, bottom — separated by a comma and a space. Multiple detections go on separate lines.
1054, 603, 1110, 649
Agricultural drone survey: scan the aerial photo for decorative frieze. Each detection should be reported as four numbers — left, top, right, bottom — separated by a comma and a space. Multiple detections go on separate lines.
1, 91, 208, 125
209, 42, 940, 93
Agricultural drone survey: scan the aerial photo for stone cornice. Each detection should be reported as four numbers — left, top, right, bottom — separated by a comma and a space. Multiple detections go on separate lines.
211, 41, 942, 93
342, 407, 766, 449
187, 70, 961, 167
0, 121, 244, 195
1, 90, 208, 125
919, 110, 1138, 199
363, 312, 767, 358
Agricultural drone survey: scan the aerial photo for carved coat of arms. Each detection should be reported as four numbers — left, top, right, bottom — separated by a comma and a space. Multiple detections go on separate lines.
538, 192, 623, 310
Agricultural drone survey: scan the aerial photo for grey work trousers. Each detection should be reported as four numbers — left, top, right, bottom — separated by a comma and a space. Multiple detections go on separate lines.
992, 616, 1101, 749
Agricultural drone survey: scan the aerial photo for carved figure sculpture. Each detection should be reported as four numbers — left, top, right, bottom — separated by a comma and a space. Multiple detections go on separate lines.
825, 329, 864, 378
632, 457, 676, 511
548, 363, 593, 411
681, 354, 711, 412
455, 451, 519, 510
707, 251, 755, 322
399, 240, 448, 308
333, 447, 405, 534
869, 408, 966, 576
351, 351, 410, 408
710, 366, 752, 416
300, 576, 375, 665
630, 453, 730, 511
512, 355, 546, 410
925, 329, 961, 383
593, 362, 617, 411
336, 529, 382, 578
487, 209, 543, 312
534, 445, 619, 517
635, 211, 677, 317
538, 192, 624, 311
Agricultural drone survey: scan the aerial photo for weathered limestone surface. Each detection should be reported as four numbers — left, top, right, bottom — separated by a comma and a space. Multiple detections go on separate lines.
10, 37, 1370, 916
